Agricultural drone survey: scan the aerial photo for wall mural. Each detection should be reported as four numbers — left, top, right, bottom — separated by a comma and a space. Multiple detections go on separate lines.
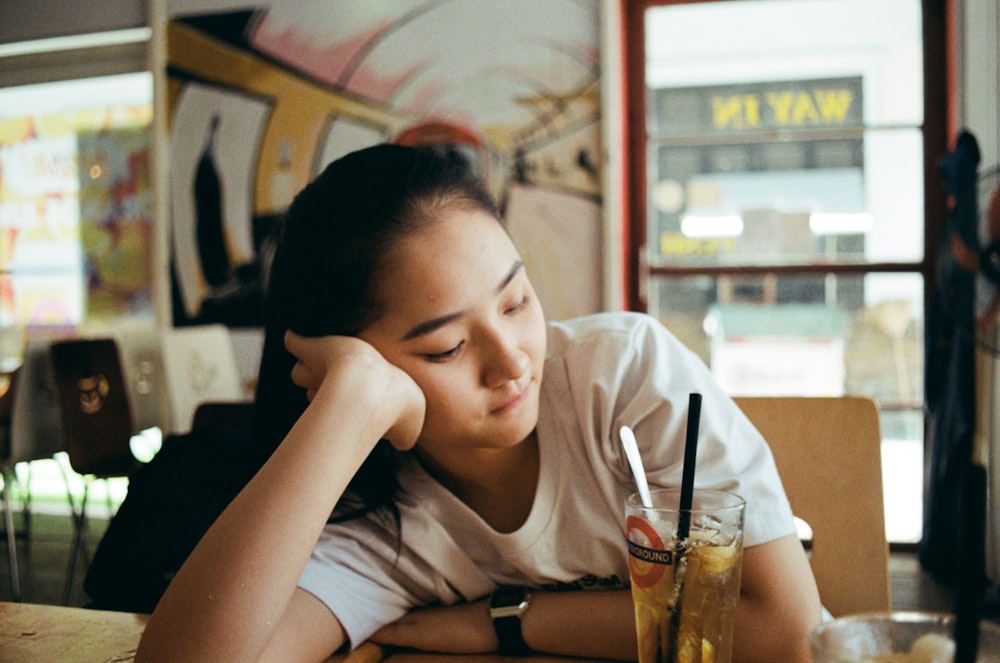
166, 0, 603, 327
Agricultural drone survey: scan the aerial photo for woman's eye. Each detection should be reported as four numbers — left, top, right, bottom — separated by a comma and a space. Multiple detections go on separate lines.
425, 341, 464, 362
504, 295, 528, 315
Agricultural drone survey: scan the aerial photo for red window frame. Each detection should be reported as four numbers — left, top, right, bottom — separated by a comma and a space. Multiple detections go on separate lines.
618, 0, 954, 315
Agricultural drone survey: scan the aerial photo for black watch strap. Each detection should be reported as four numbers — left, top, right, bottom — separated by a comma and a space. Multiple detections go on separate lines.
489, 586, 532, 655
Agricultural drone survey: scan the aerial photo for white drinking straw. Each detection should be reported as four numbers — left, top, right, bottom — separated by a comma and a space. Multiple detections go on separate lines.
620, 425, 653, 508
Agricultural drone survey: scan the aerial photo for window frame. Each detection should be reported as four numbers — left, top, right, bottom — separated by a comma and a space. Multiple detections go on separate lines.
621, 0, 952, 317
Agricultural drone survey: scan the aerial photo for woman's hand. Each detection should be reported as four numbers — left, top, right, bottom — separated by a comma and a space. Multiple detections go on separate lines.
285, 331, 426, 451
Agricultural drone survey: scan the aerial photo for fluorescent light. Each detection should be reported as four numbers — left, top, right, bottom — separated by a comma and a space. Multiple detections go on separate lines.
0, 28, 151, 58
680, 214, 744, 238
809, 212, 874, 234
0, 72, 152, 117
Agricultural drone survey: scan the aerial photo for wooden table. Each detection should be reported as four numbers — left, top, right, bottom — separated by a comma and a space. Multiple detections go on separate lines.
0, 602, 148, 663
0, 602, 612, 662
0, 602, 381, 663
382, 655, 612, 662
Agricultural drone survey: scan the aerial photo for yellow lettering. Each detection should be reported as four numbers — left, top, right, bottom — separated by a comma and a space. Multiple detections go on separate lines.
711, 95, 762, 129
765, 92, 795, 125
710, 85, 856, 129
660, 233, 689, 256
712, 95, 746, 129
814, 89, 854, 123
743, 95, 761, 127
792, 92, 821, 124
659, 234, 737, 257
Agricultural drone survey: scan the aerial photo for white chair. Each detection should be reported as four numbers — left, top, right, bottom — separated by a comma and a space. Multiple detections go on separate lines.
161, 325, 244, 435
227, 328, 264, 400
113, 325, 171, 434
1, 338, 67, 601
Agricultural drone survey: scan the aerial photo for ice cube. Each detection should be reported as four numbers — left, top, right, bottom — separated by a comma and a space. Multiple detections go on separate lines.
908, 633, 955, 663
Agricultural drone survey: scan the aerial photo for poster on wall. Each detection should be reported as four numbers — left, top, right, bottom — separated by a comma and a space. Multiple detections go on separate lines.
166, 0, 604, 327
0, 95, 154, 332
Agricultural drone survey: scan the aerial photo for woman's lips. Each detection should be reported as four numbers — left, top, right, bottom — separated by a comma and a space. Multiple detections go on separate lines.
492, 383, 531, 414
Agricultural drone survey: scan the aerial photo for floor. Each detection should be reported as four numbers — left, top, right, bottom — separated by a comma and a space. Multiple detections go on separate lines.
1, 510, 109, 606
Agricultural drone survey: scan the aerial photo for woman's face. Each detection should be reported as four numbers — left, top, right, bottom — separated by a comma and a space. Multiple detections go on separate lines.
358, 208, 547, 458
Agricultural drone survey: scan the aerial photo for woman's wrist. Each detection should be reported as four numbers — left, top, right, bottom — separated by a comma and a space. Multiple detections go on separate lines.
489, 586, 534, 655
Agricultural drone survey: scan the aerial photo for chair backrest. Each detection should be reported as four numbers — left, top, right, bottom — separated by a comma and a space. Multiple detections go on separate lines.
7, 338, 66, 465
49, 338, 136, 477
734, 396, 891, 617
161, 325, 243, 435
114, 325, 171, 434
0, 366, 17, 462
190, 401, 254, 434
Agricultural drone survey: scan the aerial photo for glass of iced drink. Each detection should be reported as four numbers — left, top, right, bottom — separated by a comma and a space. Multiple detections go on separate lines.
626, 488, 746, 663
811, 611, 1000, 662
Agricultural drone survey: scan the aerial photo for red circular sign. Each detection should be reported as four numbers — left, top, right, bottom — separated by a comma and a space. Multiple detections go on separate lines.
626, 515, 669, 588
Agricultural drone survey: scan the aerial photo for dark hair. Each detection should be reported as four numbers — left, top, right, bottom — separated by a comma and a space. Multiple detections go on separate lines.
250, 143, 499, 522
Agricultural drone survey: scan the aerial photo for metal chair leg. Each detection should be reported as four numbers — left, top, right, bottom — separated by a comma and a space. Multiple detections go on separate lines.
56, 453, 96, 607
62, 476, 90, 606
21, 463, 33, 555
2, 468, 21, 602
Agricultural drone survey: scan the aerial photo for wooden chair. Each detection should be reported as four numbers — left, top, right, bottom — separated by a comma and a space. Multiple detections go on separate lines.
734, 396, 891, 617
49, 338, 139, 604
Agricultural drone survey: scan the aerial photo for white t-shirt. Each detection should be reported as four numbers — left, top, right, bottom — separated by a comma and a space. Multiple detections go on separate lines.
299, 312, 795, 647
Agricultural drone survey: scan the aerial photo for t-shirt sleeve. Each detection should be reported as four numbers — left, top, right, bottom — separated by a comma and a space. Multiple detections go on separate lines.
298, 522, 415, 649
298, 502, 493, 649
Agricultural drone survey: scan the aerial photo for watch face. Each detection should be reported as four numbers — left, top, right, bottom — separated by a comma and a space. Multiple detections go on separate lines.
490, 586, 526, 607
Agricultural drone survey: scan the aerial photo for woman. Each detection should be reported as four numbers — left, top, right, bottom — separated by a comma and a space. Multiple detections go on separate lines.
136, 144, 821, 662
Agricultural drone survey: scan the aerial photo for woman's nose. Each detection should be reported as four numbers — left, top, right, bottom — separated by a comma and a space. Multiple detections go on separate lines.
482, 329, 529, 388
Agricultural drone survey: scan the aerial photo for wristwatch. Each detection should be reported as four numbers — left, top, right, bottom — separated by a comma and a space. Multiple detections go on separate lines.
489, 585, 533, 655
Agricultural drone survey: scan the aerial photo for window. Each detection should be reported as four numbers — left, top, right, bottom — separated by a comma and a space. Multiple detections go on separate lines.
0, 73, 154, 334
624, 0, 949, 545
0, 29, 154, 508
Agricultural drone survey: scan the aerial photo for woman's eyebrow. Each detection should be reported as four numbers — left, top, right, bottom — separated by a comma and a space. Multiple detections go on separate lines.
401, 260, 524, 341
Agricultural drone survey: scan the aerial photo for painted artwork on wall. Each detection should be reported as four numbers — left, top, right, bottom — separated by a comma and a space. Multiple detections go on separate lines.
166, 0, 603, 327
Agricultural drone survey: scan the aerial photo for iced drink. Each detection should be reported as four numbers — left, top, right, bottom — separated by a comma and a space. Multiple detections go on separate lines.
626, 489, 745, 663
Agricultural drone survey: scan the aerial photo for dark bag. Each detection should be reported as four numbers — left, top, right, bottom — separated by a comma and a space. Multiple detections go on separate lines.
83, 423, 259, 613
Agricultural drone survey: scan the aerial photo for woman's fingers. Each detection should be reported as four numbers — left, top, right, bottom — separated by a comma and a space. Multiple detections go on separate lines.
283, 330, 427, 445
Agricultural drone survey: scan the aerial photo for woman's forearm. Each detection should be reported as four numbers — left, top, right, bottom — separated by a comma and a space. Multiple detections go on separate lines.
372, 589, 637, 660
522, 589, 638, 660
731, 535, 822, 663
136, 380, 388, 662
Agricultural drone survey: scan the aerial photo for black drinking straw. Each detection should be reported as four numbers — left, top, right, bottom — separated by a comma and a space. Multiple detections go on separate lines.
666, 392, 702, 662
677, 392, 703, 540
